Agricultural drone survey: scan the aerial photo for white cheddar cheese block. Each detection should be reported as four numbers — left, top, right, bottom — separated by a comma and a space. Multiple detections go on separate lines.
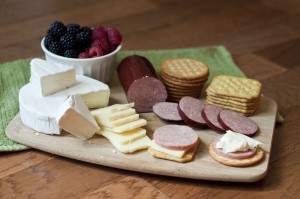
150, 140, 187, 158
96, 114, 139, 127
19, 75, 109, 135
97, 128, 146, 144
107, 135, 151, 154
30, 58, 76, 96
56, 95, 100, 140
100, 119, 147, 133
92, 108, 136, 122
93, 103, 134, 114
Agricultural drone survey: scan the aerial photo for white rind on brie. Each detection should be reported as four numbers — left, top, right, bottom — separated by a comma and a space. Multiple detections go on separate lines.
56, 95, 100, 140
30, 58, 76, 96
19, 75, 110, 135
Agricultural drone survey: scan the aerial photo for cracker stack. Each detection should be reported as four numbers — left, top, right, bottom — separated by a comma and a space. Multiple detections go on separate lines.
206, 75, 262, 116
160, 58, 209, 102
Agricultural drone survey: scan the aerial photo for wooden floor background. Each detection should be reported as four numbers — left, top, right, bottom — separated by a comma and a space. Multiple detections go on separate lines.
0, 0, 300, 198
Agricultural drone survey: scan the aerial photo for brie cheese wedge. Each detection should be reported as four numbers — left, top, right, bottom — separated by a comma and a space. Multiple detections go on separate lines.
30, 58, 76, 96
56, 95, 99, 140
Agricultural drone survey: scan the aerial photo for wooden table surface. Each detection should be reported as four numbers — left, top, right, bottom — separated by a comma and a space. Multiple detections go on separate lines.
1, 0, 299, 198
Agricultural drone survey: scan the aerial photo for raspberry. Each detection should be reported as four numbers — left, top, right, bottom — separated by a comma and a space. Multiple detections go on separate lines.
47, 21, 66, 39
60, 34, 76, 49
105, 27, 122, 47
92, 25, 108, 41
64, 49, 78, 58
88, 46, 103, 57
78, 52, 90, 58
66, 23, 80, 35
47, 41, 63, 55
91, 38, 110, 54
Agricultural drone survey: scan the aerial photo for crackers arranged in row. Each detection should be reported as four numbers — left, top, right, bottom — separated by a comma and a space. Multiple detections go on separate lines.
160, 58, 209, 102
206, 75, 262, 116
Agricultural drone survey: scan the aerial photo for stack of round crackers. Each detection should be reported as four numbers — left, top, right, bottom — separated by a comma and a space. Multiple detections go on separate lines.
160, 58, 209, 102
205, 75, 262, 116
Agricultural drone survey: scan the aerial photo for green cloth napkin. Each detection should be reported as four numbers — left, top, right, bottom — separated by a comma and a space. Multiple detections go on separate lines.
0, 46, 245, 152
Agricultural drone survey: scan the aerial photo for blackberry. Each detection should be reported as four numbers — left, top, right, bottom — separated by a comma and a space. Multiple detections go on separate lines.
47, 21, 66, 39
44, 34, 56, 48
63, 49, 78, 58
66, 23, 80, 35
60, 34, 76, 49
47, 41, 64, 55
80, 26, 92, 35
76, 30, 92, 47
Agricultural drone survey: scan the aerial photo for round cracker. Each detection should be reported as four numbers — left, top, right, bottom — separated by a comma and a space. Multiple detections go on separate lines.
208, 143, 264, 167
161, 58, 209, 80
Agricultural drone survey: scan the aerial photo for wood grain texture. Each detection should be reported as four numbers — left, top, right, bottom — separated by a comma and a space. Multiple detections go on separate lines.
1, 0, 300, 198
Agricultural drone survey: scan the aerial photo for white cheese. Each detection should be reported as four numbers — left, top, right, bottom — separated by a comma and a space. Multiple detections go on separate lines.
97, 128, 146, 145
150, 140, 187, 158
216, 130, 262, 153
100, 119, 147, 133
30, 58, 76, 96
92, 108, 136, 122
19, 75, 109, 135
56, 95, 100, 140
92, 103, 134, 114
96, 114, 140, 127
106, 135, 151, 154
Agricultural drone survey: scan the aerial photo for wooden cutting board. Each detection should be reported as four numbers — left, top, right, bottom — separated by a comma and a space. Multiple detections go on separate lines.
5, 73, 278, 182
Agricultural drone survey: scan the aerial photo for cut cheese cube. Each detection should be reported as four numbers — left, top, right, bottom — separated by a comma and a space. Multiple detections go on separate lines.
97, 114, 139, 127
56, 94, 100, 140
30, 58, 76, 96
107, 135, 151, 154
101, 119, 147, 133
150, 140, 187, 158
93, 103, 134, 114
97, 128, 146, 145
92, 108, 136, 122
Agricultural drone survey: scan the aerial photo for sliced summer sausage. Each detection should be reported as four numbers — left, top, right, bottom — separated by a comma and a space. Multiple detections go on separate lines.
117, 55, 167, 113
201, 104, 225, 132
218, 109, 258, 136
212, 135, 257, 159
178, 96, 206, 128
153, 102, 183, 121
153, 125, 198, 150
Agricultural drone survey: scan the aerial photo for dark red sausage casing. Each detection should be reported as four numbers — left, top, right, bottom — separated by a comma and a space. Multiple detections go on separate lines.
117, 55, 167, 113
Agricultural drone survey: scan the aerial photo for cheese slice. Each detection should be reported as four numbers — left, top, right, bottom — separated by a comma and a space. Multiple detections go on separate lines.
92, 103, 134, 114
30, 58, 76, 96
106, 135, 151, 154
150, 140, 187, 158
96, 114, 139, 127
92, 108, 136, 122
216, 130, 262, 153
19, 75, 109, 135
97, 128, 146, 144
56, 95, 100, 140
101, 119, 147, 133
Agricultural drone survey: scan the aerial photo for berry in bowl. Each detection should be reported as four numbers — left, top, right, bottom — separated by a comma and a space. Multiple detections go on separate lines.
41, 21, 122, 83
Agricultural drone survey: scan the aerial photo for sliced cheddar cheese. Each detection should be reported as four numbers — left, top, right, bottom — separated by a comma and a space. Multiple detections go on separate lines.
150, 140, 187, 158
100, 119, 147, 133
97, 114, 139, 127
107, 135, 151, 154
92, 108, 136, 122
97, 128, 146, 145
92, 103, 134, 114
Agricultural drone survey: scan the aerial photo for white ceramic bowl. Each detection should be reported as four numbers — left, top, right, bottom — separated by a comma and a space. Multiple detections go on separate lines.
41, 38, 121, 83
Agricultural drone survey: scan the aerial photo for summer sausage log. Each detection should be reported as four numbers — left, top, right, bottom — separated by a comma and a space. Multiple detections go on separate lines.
178, 96, 207, 128
201, 104, 225, 132
218, 109, 258, 136
117, 55, 167, 113
153, 125, 199, 150
212, 135, 257, 159
153, 102, 183, 121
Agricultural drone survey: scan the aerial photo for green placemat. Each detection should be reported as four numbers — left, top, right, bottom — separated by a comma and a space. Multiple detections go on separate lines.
0, 46, 245, 152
